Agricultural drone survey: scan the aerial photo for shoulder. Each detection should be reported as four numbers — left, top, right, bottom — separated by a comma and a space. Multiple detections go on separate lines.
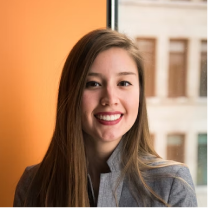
13, 164, 39, 207
145, 164, 198, 207
147, 163, 190, 177
166, 165, 198, 207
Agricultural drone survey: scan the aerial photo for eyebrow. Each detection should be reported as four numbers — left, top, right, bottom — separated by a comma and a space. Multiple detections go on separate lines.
117, 72, 137, 76
88, 72, 137, 77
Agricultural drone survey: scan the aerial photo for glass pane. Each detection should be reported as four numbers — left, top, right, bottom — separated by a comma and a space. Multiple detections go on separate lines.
167, 134, 185, 163
200, 41, 207, 97
169, 41, 185, 52
136, 38, 156, 96
197, 134, 207, 185
118, 0, 207, 206
168, 51, 186, 97
201, 41, 207, 52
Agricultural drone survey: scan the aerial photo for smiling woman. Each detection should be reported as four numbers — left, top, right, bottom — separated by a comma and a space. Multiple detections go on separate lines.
13, 29, 197, 207
81, 47, 139, 144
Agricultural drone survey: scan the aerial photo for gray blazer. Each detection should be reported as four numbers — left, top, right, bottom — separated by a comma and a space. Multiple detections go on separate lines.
14, 143, 197, 207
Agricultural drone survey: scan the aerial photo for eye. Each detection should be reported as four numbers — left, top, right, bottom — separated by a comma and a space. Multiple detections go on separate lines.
118, 81, 132, 86
86, 81, 101, 88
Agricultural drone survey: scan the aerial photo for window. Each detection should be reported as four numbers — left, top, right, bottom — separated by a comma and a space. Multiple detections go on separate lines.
197, 134, 207, 185
118, 1, 207, 206
168, 40, 187, 97
199, 40, 207, 97
167, 134, 185, 163
136, 38, 156, 97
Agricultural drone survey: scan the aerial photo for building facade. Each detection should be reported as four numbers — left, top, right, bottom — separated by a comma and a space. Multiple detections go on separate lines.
118, 0, 207, 206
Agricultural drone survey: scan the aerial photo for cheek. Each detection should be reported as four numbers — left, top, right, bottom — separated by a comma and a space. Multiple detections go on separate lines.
126, 90, 140, 118
81, 92, 99, 117
81, 94, 90, 131
81, 92, 92, 110
127, 90, 140, 106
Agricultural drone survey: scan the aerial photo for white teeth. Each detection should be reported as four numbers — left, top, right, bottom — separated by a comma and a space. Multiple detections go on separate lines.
97, 114, 121, 121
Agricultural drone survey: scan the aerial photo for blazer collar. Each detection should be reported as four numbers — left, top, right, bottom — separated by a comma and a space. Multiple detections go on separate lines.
106, 139, 123, 172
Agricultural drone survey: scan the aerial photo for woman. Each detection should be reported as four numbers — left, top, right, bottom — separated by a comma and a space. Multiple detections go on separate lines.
13, 29, 197, 207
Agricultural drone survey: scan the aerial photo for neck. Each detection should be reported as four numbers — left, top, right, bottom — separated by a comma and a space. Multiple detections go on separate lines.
83, 133, 122, 204
84, 133, 121, 176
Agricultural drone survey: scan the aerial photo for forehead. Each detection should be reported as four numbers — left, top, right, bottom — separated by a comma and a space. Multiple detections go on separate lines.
89, 47, 138, 75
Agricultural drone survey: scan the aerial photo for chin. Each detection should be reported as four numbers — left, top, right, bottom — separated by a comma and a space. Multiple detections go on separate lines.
97, 132, 123, 143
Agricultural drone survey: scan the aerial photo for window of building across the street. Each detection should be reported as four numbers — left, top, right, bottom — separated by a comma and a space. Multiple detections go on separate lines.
197, 134, 207, 185
199, 40, 207, 97
118, 0, 207, 205
168, 40, 187, 97
167, 134, 185, 163
136, 38, 156, 97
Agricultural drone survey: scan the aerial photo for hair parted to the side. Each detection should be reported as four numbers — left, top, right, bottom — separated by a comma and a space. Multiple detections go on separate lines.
24, 28, 180, 207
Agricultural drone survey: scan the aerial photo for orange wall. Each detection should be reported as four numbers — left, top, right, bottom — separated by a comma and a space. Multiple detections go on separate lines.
0, 1, 106, 206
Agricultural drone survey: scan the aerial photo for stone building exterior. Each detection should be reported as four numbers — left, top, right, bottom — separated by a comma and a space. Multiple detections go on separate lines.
118, 0, 207, 206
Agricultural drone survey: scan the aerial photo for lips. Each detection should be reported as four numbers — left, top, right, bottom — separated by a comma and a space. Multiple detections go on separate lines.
94, 112, 123, 125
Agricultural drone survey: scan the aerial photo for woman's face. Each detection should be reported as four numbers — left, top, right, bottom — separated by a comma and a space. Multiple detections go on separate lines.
81, 47, 140, 144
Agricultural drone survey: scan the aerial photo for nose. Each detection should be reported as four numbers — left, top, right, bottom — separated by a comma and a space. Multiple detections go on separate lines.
100, 87, 119, 106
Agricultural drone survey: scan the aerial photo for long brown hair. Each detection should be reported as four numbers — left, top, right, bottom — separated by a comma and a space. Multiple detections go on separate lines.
24, 28, 178, 206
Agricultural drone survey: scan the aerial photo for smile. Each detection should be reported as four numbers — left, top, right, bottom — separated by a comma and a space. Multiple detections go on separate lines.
96, 114, 121, 121
94, 112, 123, 125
